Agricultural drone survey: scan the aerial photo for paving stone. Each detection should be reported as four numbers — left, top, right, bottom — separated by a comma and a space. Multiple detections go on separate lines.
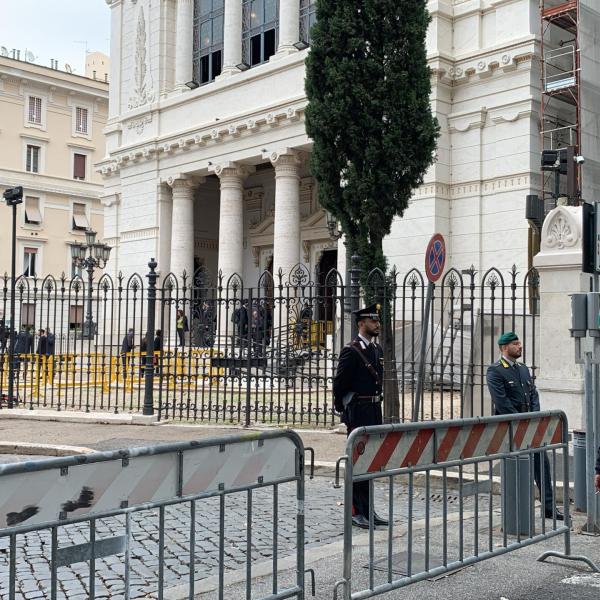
2, 477, 467, 596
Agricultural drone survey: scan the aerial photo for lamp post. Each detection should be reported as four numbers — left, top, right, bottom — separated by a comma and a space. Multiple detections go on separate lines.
2, 186, 23, 409
71, 229, 112, 339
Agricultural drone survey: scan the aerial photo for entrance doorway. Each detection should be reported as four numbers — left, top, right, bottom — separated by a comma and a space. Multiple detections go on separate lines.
316, 249, 338, 339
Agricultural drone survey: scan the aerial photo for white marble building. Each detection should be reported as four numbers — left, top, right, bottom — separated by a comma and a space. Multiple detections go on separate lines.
99, 0, 560, 284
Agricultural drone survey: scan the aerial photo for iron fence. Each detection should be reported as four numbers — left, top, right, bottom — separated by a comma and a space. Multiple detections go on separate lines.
0, 259, 540, 426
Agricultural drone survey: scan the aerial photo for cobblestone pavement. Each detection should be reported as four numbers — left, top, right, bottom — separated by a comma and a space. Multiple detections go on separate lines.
0, 475, 487, 600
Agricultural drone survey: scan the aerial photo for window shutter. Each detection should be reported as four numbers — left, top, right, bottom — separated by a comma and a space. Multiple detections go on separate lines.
73, 154, 86, 179
76, 107, 88, 133
28, 96, 42, 124
25, 197, 42, 224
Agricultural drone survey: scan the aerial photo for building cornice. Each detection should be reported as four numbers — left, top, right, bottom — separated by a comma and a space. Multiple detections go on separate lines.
0, 58, 108, 100
0, 168, 104, 200
430, 37, 537, 86
98, 100, 307, 177
414, 172, 541, 201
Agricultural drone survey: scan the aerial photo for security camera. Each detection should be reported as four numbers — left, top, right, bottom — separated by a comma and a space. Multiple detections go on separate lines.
3, 186, 23, 206
574, 155, 585, 164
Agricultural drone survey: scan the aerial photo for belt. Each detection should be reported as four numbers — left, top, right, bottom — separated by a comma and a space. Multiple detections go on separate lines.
355, 395, 382, 403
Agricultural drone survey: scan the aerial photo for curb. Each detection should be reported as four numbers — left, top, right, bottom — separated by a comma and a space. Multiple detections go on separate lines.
0, 441, 95, 457
0, 408, 159, 425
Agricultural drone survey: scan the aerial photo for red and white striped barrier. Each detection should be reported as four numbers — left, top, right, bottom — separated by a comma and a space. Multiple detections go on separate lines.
0, 436, 297, 529
352, 414, 565, 476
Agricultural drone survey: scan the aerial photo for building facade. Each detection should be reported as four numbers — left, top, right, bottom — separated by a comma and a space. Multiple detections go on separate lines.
99, 0, 567, 285
0, 55, 109, 282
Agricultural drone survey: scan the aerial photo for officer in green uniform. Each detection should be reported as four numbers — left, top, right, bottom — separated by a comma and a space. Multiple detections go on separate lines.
486, 331, 563, 520
333, 303, 388, 529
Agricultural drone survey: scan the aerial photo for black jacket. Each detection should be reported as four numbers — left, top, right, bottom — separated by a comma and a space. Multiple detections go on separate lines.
333, 338, 384, 408
121, 333, 134, 354
486, 358, 540, 414
36, 335, 47, 355
596, 445, 600, 476
14, 330, 33, 355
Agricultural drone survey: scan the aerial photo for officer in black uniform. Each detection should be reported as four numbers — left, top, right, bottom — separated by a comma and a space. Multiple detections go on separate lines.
333, 303, 388, 529
486, 331, 563, 520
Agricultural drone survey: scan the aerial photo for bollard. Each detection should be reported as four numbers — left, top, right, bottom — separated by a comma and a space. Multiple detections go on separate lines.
573, 430, 587, 512
503, 455, 531, 536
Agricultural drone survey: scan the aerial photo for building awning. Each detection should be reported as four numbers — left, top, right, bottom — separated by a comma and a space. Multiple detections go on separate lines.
73, 212, 89, 229
25, 206, 42, 224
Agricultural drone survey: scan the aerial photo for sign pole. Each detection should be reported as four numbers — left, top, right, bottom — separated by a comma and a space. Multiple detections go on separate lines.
413, 234, 446, 422
412, 281, 434, 422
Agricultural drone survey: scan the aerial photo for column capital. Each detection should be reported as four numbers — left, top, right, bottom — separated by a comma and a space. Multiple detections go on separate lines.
265, 148, 303, 172
165, 174, 204, 190
210, 162, 255, 180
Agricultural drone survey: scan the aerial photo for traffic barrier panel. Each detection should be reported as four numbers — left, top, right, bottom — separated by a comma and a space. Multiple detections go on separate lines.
333, 411, 598, 600
0, 430, 314, 600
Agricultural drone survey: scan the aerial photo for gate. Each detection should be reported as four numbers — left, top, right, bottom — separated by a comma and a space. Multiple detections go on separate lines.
0, 430, 312, 600
333, 411, 598, 599
0, 259, 540, 425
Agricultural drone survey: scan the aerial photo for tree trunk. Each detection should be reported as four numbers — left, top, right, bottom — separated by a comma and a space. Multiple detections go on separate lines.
361, 234, 400, 423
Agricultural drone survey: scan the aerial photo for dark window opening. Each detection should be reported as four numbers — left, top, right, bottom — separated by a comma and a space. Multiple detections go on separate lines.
242, 0, 279, 68
193, 0, 224, 85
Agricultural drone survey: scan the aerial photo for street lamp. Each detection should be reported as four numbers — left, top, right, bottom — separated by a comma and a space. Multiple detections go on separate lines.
71, 229, 112, 339
325, 209, 342, 241
2, 186, 23, 409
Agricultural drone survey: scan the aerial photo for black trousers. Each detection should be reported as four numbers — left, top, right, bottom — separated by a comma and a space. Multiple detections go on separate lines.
346, 401, 383, 518
534, 452, 554, 511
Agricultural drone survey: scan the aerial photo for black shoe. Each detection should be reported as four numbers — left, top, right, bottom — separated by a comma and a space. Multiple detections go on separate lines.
351, 515, 370, 529
544, 508, 565, 521
372, 513, 389, 526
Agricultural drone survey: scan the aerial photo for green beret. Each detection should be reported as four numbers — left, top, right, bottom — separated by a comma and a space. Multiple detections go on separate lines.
497, 331, 519, 346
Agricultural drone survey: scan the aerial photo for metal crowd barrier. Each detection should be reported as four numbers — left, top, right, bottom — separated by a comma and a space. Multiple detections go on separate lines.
333, 411, 598, 600
0, 430, 314, 600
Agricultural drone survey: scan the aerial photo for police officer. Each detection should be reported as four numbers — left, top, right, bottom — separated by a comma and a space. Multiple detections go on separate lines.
333, 303, 388, 529
486, 331, 563, 520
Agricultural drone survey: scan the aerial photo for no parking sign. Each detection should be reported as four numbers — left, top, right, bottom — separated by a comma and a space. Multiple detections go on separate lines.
425, 233, 446, 283
414, 233, 446, 421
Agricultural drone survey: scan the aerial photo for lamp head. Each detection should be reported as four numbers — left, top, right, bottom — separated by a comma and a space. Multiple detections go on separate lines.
3, 186, 23, 206
101, 244, 112, 263
71, 242, 85, 261
85, 229, 97, 247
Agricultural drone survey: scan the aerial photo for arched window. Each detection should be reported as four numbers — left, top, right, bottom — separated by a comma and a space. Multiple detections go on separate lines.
193, 0, 224, 84
242, 0, 279, 67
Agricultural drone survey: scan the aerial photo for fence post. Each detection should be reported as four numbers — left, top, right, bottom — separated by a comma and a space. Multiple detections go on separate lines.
143, 258, 158, 416
350, 254, 361, 339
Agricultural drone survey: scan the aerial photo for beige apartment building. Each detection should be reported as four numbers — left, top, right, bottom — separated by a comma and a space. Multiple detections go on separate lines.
0, 55, 108, 282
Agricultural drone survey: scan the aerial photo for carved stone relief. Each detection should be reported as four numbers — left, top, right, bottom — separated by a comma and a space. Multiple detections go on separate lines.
128, 4, 155, 110
540, 206, 582, 251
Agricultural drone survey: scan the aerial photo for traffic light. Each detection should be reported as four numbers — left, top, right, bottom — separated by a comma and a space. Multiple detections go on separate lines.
582, 201, 597, 274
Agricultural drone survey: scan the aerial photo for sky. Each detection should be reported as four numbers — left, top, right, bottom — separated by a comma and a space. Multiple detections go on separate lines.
0, 0, 110, 75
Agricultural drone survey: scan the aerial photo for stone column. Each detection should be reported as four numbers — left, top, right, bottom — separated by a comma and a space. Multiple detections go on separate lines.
157, 182, 173, 279
220, 0, 243, 77
168, 176, 196, 280
533, 205, 586, 429
106, 0, 123, 117
214, 163, 253, 285
212, 163, 253, 342
175, 0, 194, 89
268, 149, 301, 278
276, 0, 301, 57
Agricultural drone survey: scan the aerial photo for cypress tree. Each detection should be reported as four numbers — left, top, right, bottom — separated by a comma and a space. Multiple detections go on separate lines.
305, 0, 439, 420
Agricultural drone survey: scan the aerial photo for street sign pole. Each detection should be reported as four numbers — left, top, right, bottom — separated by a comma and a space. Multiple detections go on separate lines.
412, 281, 434, 422
412, 234, 446, 422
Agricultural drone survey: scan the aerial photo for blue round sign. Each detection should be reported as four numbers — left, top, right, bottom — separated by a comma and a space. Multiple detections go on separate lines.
425, 234, 446, 282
